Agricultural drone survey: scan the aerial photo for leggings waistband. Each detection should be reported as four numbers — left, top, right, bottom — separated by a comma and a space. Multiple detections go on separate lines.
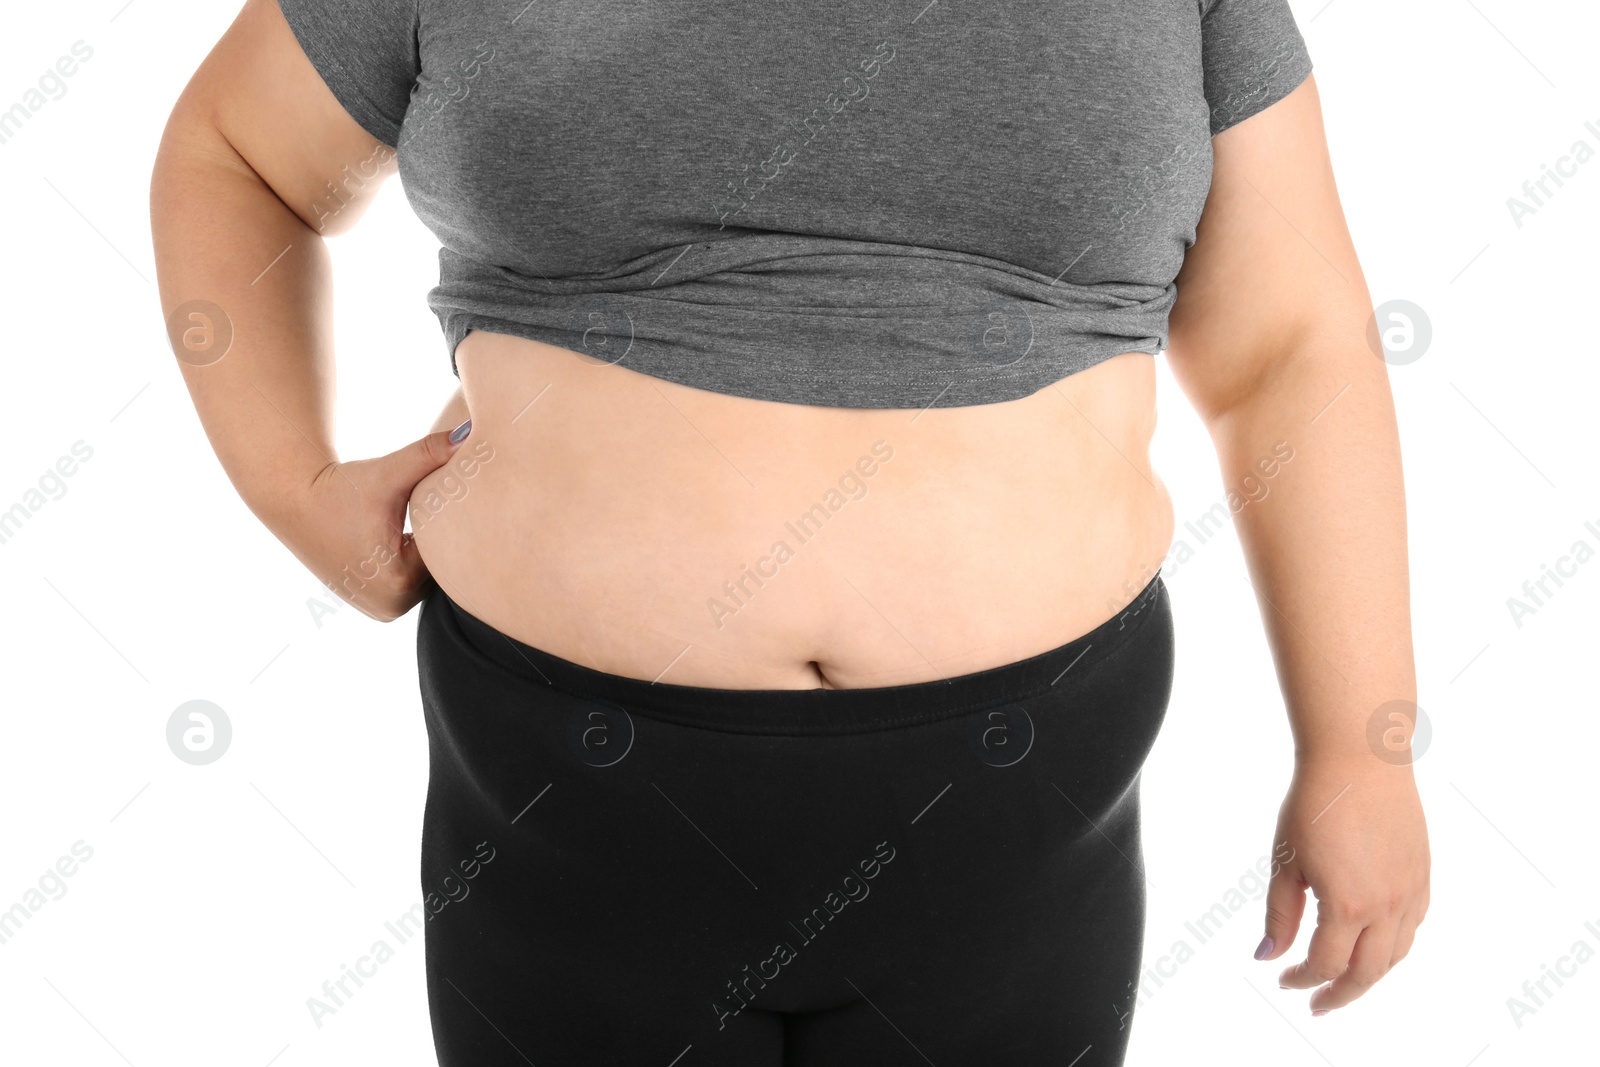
432, 569, 1168, 736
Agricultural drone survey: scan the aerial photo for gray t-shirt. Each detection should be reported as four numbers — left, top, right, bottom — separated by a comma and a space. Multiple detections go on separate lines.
278, 0, 1312, 408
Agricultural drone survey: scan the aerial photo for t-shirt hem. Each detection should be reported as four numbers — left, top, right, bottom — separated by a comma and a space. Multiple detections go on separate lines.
442, 312, 1163, 410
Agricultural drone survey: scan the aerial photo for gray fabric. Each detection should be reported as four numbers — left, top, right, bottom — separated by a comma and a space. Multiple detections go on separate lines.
278, 0, 1312, 408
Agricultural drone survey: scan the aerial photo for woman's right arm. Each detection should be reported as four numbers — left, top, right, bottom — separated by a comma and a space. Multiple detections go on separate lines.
151, 0, 466, 621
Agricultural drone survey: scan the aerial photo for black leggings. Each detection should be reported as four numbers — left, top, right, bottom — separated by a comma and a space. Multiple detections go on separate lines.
414, 571, 1174, 1067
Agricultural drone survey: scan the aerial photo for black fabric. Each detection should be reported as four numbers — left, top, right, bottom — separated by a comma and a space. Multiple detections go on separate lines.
414, 571, 1175, 1065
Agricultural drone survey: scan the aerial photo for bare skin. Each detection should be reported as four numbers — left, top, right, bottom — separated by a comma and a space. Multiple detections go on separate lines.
410, 335, 1169, 690
151, 0, 1427, 1022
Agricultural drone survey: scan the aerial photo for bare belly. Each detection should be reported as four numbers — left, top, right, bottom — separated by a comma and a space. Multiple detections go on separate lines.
407, 329, 1175, 690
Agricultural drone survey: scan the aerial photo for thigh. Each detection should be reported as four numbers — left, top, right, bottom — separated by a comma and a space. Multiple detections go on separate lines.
781, 788, 1151, 1067
418, 816, 789, 1067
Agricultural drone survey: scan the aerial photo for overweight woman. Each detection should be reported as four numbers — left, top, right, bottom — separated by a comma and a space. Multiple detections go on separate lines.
150, 0, 1429, 1063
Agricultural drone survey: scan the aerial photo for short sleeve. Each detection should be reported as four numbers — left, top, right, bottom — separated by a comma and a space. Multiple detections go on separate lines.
276, 0, 420, 147
1199, 0, 1314, 136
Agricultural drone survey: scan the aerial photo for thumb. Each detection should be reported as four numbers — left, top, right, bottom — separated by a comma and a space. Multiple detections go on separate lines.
1257, 842, 1307, 962
373, 420, 470, 498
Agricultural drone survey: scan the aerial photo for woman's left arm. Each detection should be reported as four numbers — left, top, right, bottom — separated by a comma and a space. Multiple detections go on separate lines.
1165, 72, 1430, 1015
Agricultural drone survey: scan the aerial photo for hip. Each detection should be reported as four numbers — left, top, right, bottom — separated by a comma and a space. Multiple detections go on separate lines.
414, 570, 1176, 1062
414, 561, 1176, 897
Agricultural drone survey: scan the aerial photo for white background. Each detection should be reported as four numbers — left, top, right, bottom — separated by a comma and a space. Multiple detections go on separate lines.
1, 1, 1596, 1065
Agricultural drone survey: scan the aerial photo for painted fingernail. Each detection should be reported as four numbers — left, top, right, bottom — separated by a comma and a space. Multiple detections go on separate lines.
1311, 1009, 1330, 1017
449, 418, 472, 444
1254, 936, 1274, 960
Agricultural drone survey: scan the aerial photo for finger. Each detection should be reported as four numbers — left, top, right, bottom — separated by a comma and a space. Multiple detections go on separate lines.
328, 528, 431, 622
1278, 907, 1362, 990
375, 427, 467, 498
1258, 854, 1308, 961
1387, 910, 1418, 969
392, 532, 436, 594
1309, 921, 1398, 1012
